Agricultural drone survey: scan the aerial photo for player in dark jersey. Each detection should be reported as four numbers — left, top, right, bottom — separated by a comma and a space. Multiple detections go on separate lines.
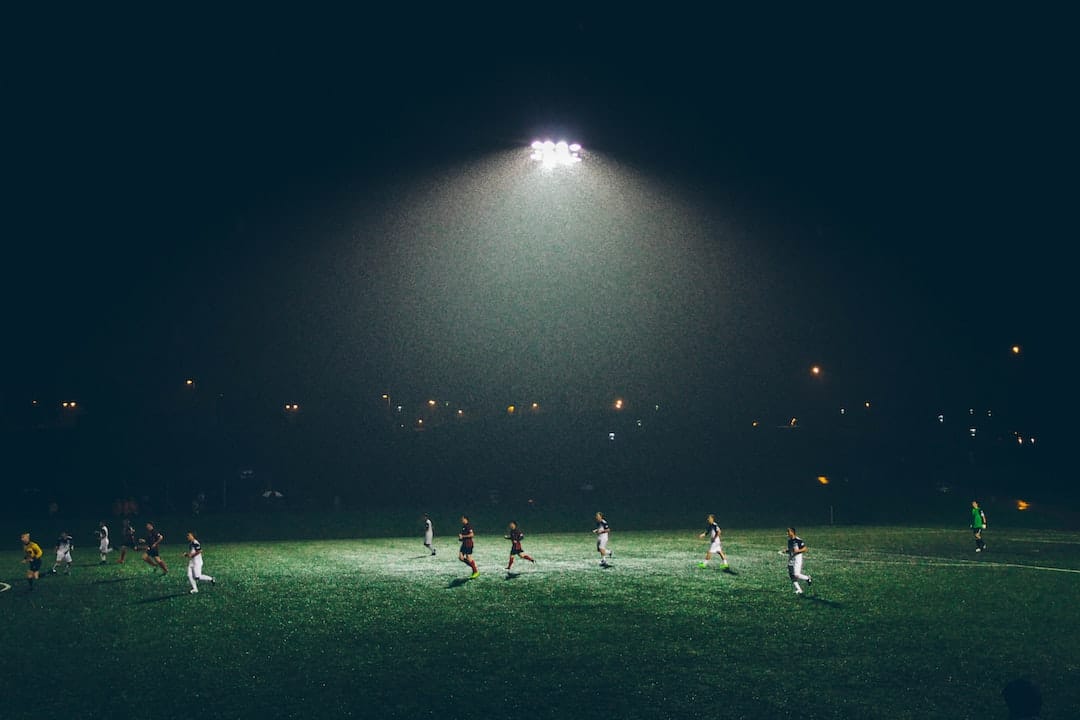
697, 514, 731, 572
592, 512, 613, 567
504, 521, 535, 571
21, 532, 43, 591
782, 527, 812, 595
457, 515, 479, 579
142, 522, 168, 575
118, 518, 138, 563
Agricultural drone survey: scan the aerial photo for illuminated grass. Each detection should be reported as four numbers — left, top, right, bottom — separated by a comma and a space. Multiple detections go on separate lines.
2, 527, 1078, 719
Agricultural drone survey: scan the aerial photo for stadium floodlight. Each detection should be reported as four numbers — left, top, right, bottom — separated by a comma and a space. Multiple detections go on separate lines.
530, 138, 582, 167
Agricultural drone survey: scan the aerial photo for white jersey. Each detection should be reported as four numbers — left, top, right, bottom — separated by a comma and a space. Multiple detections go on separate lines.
98, 525, 109, 552
424, 518, 433, 543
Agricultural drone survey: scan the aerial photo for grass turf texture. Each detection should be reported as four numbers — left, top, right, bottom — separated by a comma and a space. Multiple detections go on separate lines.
2, 526, 1077, 719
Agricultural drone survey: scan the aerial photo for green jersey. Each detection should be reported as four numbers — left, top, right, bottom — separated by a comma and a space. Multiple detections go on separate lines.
971, 507, 986, 529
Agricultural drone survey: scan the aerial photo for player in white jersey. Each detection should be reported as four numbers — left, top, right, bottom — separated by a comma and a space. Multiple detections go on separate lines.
592, 512, 613, 567
183, 531, 215, 594
51, 531, 74, 574
423, 513, 435, 556
782, 527, 812, 595
96, 520, 110, 564
697, 514, 731, 571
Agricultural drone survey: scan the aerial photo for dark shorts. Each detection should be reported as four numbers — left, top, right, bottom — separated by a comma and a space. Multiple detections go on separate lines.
459, 543, 473, 555
29, 558, 42, 572
123, 539, 137, 549
510, 545, 524, 556
972, 527, 983, 535
145, 547, 160, 558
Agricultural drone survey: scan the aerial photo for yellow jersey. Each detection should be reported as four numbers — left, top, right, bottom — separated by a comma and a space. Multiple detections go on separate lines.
23, 541, 43, 560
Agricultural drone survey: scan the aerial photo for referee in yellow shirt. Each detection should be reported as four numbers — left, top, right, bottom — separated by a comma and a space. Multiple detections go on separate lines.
20, 532, 43, 591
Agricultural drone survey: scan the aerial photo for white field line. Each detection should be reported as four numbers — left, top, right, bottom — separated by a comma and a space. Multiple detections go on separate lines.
815, 554, 1080, 574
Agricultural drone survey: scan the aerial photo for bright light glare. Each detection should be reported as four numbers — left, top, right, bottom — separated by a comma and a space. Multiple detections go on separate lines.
529, 138, 582, 167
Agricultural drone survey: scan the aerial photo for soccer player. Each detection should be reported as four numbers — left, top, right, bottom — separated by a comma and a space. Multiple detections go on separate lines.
183, 531, 215, 594
457, 515, 479, 578
423, 513, 435, 556
697, 514, 731, 571
592, 512, 614, 567
118, 518, 137, 563
51, 531, 74, 575
96, 520, 110, 564
504, 521, 535, 571
971, 500, 988, 552
783, 527, 812, 595
142, 521, 168, 575
20, 532, 43, 591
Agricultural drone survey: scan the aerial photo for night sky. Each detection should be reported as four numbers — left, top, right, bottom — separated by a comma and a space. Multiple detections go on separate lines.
6, 8, 1073, 434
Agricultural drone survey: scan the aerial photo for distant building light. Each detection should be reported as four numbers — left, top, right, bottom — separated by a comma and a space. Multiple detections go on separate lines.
636, 419, 643, 427
1011, 345, 1021, 355
428, 399, 436, 407
531, 402, 540, 411
986, 409, 993, 417
507, 405, 516, 415
456, 409, 464, 417
608, 432, 615, 441
614, 399, 624, 411
969, 427, 977, 437
789, 417, 798, 428
937, 414, 945, 423
811, 365, 821, 376
969, 408, 975, 415
185, 379, 195, 387
817, 476, 829, 486
839, 407, 846, 415
1017, 435, 1024, 445
751, 420, 759, 428
1017, 499, 1030, 511
395, 405, 403, 413
864, 401, 871, 409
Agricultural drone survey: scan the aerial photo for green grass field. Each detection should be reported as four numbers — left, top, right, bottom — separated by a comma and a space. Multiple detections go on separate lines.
2, 525, 1077, 719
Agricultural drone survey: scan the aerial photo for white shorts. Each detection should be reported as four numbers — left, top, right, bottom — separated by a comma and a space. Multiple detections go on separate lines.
709, 539, 724, 554
56, 550, 72, 563
188, 555, 204, 576
99, 538, 109, 553
596, 533, 609, 551
424, 532, 433, 546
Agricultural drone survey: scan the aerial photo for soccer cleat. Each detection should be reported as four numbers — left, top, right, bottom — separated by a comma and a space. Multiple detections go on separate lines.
975, 547, 982, 552
190, 588, 198, 594
806, 576, 813, 586
210, 578, 215, 585
431, 550, 437, 556
470, 571, 480, 579
697, 562, 707, 568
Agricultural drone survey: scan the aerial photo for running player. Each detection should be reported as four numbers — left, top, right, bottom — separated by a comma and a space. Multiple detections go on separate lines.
423, 513, 435, 556
50, 531, 74, 575
457, 515, 479, 579
782, 527, 812, 595
21, 532, 43, 591
118, 518, 138, 563
142, 522, 168, 575
183, 531, 215, 594
971, 500, 988, 552
96, 520, 110, 564
697, 514, 731, 571
592, 512, 613, 567
504, 521, 535, 571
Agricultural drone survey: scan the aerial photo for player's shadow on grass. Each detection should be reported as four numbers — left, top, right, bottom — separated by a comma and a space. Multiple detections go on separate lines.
802, 595, 843, 609
135, 592, 189, 603
92, 577, 133, 585
410, 554, 432, 560
446, 578, 471, 589
504, 571, 522, 580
